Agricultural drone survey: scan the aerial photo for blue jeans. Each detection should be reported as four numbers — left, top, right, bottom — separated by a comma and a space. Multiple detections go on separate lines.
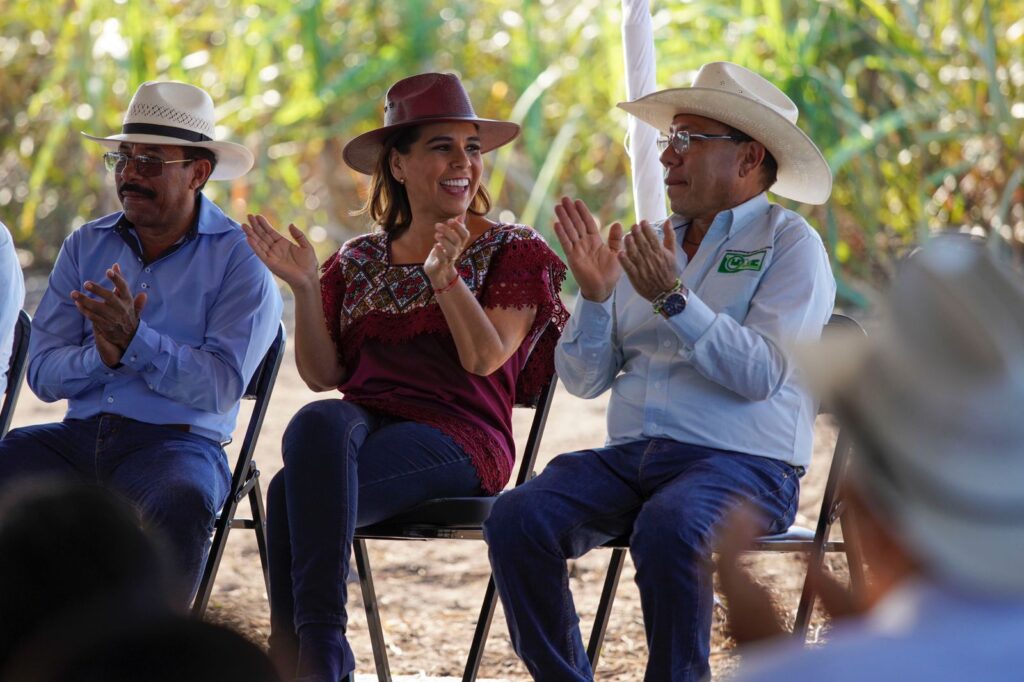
483, 439, 800, 682
0, 415, 230, 602
266, 400, 484, 681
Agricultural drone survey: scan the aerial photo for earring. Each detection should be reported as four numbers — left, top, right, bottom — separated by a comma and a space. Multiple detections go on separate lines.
397, 177, 406, 184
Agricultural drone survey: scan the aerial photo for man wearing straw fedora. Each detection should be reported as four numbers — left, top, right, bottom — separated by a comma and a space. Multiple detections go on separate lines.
485, 62, 835, 680
0, 81, 282, 602
727, 236, 1024, 681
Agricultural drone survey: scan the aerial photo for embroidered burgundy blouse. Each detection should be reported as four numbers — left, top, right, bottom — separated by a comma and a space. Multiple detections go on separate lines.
319, 223, 568, 494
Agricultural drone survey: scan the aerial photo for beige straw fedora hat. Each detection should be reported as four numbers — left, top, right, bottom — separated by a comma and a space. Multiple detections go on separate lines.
342, 73, 520, 175
802, 236, 1024, 594
83, 81, 254, 181
617, 61, 831, 205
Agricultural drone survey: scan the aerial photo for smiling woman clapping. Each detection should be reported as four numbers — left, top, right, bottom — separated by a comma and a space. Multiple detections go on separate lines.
242, 73, 567, 682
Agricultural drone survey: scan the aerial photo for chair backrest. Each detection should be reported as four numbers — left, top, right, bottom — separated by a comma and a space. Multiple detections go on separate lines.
1, 310, 31, 437
230, 322, 286, 490
512, 374, 558, 488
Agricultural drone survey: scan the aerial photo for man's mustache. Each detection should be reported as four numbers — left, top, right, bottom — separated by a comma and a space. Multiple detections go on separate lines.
118, 183, 156, 199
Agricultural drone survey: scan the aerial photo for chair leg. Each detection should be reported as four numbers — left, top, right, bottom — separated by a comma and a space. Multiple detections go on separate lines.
250, 474, 271, 601
191, 505, 234, 618
587, 548, 627, 671
353, 538, 392, 682
839, 508, 867, 598
462, 576, 499, 682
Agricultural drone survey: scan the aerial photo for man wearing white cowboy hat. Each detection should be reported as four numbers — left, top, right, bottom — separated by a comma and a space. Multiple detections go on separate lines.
485, 62, 835, 680
727, 235, 1024, 681
0, 81, 282, 602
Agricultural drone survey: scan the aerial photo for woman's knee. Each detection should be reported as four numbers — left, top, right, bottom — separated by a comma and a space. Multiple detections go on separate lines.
281, 400, 368, 467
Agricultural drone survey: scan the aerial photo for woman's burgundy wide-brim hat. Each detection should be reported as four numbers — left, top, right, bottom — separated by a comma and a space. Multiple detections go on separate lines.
342, 73, 520, 175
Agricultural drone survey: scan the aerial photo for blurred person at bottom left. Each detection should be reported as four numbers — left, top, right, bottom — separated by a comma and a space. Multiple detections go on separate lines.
0, 479, 174, 673
0, 480, 280, 682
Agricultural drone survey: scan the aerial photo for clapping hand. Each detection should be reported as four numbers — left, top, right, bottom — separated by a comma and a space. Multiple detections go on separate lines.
424, 218, 470, 289
619, 219, 679, 302
552, 197, 623, 302
243, 214, 320, 292
71, 263, 146, 367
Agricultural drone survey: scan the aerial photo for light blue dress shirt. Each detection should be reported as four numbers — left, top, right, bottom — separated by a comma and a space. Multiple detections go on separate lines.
28, 195, 282, 443
1, 221, 26, 397
555, 193, 835, 467
735, 578, 1024, 681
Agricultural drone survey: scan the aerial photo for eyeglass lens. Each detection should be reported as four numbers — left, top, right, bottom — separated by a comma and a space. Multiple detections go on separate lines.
102, 153, 171, 178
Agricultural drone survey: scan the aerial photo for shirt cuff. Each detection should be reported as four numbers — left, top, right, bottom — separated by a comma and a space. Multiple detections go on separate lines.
85, 345, 132, 381
569, 293, 613, 339
120, 320, 162, 371
667, 290, 717, 348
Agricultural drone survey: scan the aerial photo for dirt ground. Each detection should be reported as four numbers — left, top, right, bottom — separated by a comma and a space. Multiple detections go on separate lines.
8, 314, 850, 681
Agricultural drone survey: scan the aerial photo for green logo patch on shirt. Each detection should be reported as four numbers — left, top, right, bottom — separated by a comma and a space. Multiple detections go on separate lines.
718, 249, 767, 273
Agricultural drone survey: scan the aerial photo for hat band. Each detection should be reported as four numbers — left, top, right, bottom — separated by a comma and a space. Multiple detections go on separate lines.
121, 122, 212, 143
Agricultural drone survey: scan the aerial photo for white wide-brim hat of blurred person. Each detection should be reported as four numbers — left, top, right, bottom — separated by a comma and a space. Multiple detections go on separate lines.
83, 81, 254, 181
617, 61, 832, 205
802, 235, 1024, 595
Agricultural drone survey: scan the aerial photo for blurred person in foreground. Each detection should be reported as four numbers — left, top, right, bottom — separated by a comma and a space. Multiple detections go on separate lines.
0, 220, 25, 397
484, 61, 835, 681
722, 235, 1024, 681
0, 81, 282, 603
0, 480, 173, 673
0, 480, 279, 682
243, 72, 568, 682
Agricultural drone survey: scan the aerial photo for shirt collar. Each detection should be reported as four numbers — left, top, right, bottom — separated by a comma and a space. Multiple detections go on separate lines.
669, 192, 771, 240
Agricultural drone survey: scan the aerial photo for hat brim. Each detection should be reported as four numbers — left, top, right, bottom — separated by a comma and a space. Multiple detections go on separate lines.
341, 117, 521, 175
81, 132, 255, 181
617, 88, 832, 205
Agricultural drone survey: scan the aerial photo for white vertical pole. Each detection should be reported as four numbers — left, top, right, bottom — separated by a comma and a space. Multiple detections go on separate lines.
621, 0, 666, 224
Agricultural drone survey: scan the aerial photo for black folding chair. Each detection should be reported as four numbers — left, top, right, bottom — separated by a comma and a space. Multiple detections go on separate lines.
352, 374, 559, 682
192, 322, 286, 617
0, 310, 31, 438
586, 313, 867, 671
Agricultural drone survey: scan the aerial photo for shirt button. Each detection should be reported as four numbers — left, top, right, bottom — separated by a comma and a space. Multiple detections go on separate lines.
147, 384, 154, 390
141, 283, 149, 289
145, 267, 152, 273
130, 355, 137, 362
663, 340, 671, 348
106, 396, 114, 403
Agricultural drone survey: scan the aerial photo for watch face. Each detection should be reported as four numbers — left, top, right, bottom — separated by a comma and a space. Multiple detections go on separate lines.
660, 291, 688, 317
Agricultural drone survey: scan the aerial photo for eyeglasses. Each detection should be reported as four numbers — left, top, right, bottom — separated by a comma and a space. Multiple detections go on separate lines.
102, 152, 194, 177
656, 130, 750, 155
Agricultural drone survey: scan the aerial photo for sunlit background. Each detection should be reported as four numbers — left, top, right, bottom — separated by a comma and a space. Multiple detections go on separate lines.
2, 0, 1022, 306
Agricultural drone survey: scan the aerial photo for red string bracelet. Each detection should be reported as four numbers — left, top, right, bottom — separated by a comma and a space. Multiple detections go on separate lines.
433, 272, 460, 295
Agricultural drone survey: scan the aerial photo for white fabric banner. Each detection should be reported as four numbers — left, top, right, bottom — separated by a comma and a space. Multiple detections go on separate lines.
621, 0, 666, 224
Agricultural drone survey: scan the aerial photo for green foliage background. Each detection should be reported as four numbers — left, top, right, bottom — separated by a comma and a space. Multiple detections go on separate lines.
2, 0, 1022, 303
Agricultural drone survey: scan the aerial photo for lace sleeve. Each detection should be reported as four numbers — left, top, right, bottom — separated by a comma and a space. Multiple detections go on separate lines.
319, 250, 346, 364
481, 228, 570, 406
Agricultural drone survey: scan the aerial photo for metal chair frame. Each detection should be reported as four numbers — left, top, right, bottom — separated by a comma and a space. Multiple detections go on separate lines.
352, 375, 559, 682
191, 322, 286, 617
0, 309, 31, 438
585, 313, 868, 671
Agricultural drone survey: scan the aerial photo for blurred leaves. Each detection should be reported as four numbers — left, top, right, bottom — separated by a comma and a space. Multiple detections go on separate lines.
1, 0, 1021, 299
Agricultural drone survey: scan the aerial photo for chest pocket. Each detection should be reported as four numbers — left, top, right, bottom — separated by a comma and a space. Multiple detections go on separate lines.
697, 270, 763, 322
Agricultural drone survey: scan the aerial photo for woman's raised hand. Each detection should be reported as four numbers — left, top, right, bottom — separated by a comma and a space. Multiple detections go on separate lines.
242, 214, 320, 292
424, 218, 471, 288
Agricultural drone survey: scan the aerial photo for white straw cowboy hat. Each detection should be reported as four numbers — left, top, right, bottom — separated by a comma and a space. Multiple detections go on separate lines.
342, 72, 520, 175
802, 236, 1024, 595
617, 61, 831, 205
83, 81, 254, 181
